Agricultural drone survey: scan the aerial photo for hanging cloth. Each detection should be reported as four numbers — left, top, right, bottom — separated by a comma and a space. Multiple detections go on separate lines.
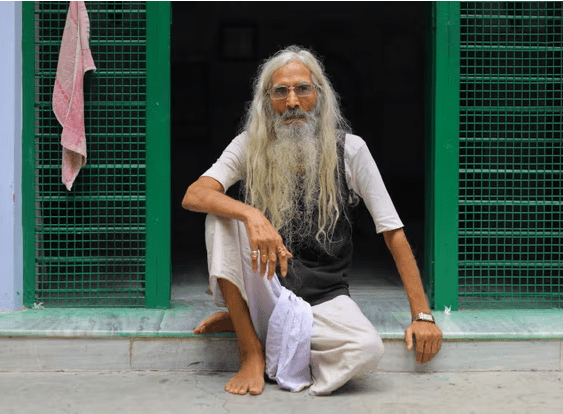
53, 1, 96, 190
265, 287, 313, 392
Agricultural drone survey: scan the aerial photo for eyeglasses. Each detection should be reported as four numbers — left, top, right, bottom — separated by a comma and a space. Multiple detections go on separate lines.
269, 83, 315, 100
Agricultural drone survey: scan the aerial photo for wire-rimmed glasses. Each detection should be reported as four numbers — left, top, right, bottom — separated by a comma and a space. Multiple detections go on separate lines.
269, 82, 315, 100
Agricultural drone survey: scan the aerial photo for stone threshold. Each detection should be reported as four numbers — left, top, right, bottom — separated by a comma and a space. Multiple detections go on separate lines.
0, 336, 561, 373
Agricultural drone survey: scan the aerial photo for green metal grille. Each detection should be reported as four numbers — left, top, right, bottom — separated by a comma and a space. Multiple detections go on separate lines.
459, 2, 563, 309
31, 1, 148, 307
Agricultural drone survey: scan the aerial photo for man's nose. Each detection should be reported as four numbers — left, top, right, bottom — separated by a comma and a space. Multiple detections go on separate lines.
286, 89, 300, 109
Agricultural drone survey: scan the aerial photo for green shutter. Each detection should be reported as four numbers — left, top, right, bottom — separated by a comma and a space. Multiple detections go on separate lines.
22, 1, 170, 308
429, 1, 562, 310
458, 2, 562, 309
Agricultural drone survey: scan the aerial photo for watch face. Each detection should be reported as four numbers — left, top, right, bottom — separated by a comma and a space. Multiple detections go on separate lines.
417, 313, 434, 322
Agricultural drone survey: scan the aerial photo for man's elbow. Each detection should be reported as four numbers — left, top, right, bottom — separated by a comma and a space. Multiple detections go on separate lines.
182, 183, 199, 211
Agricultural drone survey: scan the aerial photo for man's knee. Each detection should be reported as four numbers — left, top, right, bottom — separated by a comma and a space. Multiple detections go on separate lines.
353, 329, 384, 372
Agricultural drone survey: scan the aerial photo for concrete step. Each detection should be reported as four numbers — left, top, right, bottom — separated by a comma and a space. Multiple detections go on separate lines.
0, 335, 561, 373
1, 304, 562, 373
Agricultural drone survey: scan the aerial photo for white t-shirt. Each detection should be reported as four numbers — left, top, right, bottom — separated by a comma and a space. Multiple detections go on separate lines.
202, 132, 404, 234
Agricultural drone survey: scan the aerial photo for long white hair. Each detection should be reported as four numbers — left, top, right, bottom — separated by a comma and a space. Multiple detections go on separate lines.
242, 45, 351, 248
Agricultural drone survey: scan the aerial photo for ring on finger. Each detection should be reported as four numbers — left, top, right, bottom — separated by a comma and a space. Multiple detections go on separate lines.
250, 250, 259, 260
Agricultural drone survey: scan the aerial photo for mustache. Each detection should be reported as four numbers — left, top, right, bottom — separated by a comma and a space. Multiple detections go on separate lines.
280, 108, 316, 123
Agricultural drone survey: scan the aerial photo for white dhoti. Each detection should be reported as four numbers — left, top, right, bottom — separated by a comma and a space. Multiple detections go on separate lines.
205, 214, 384, 395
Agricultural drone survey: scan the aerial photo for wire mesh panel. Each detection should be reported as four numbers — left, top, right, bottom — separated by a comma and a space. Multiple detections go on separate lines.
31, 1, 148, 307
459, 2, 563, 309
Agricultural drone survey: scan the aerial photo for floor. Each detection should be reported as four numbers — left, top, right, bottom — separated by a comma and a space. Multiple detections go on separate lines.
170, 249, 414, 339
1, 370, 561, 414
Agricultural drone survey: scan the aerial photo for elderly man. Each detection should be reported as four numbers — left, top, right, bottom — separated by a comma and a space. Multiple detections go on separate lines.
182, 45, 442, 396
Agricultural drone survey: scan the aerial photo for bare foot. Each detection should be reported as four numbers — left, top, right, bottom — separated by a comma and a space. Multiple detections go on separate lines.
193, 311, 235, 334
225, 349, 265, 395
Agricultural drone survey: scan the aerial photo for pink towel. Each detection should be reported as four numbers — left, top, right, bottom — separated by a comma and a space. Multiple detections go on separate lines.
53, 1, 96, 191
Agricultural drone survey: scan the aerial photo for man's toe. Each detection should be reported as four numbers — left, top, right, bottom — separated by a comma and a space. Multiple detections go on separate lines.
234, 383, 247, 395
249, 385, 262, 395
193, 323, 205, 334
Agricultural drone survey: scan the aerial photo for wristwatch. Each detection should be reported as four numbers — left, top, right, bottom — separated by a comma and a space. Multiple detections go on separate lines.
413, 312, 435, 323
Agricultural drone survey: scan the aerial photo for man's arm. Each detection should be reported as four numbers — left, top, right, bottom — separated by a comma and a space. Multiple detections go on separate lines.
182, 177, 292, 278
183, 176, 254, 222
383, 228, 442, 364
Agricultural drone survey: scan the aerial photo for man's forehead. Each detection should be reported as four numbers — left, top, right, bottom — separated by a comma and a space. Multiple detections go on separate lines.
271, 61, 313, 84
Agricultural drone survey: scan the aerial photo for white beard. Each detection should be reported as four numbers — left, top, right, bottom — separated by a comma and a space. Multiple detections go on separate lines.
264, 105, 322, 245
269, 105, 320, 173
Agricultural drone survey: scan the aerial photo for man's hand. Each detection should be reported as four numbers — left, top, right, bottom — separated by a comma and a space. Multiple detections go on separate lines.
244, 210, 293, 280
405, 321, 442, 364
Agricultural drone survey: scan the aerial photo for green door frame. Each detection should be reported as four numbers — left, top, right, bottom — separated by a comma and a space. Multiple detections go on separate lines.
145, 2, 172, 308
425, 1, 460, 311
22, 2, 171, 309
21, 2, 34, 308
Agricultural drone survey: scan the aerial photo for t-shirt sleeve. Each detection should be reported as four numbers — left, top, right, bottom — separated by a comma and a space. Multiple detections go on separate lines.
201, 132, 247, 192
345, 134, 404, 233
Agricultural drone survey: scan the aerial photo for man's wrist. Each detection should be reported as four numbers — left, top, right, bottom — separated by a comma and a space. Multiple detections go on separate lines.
241, 205, 262, 225
412, 312, 435, 324
410, 307, 432, 319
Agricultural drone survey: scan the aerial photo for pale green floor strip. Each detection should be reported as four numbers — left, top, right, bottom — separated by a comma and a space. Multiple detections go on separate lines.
1, 308, 562, 340
1, 281, 562, 340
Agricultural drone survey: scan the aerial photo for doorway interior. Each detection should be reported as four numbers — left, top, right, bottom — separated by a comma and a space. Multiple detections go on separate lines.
170, 2, 428, 304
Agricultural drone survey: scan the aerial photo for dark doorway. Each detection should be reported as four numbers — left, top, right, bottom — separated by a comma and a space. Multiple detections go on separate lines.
171, 2, 428, 288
